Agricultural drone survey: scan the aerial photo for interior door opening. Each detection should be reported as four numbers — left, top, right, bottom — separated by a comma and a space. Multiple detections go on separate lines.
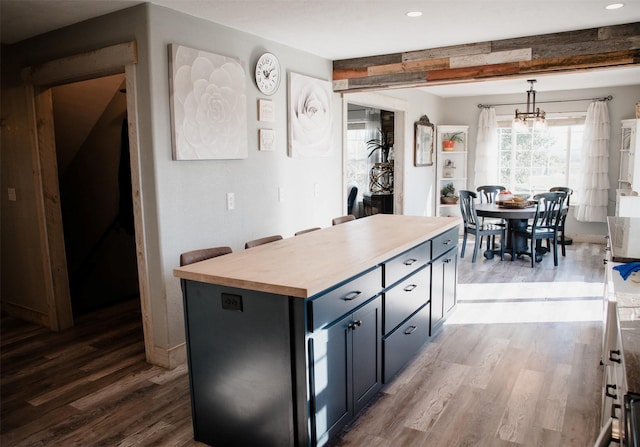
52, 74, 140, 317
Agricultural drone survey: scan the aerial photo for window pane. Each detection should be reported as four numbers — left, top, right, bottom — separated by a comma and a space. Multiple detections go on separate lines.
497, 120, 585, 199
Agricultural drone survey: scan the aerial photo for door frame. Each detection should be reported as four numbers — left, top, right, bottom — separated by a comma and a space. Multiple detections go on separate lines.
22, 42, 154, 362
342, 92, 408, 215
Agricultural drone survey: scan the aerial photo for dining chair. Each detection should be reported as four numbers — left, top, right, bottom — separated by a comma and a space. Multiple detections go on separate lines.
459, 190, 506, 263
475, 185, 507, 249
476, 185, 506, 204
244, 235, 283, 249
550, 186, 573, 256
511, 192, 564, 267
332, 215, 356, 225
295, 227, 321, 236
180, 246, 232, 266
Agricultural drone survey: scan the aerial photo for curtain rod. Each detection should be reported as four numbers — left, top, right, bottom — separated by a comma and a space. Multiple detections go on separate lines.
477, 95, 613, 109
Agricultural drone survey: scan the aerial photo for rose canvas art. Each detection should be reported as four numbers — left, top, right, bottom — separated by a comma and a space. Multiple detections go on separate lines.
169, 44, 248, 160
288, 72, 333, 157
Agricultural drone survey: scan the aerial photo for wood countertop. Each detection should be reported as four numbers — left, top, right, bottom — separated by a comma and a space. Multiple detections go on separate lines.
173, 214, 460, 298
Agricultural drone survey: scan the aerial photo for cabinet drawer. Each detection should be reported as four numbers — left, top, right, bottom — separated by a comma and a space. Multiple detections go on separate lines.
384, 241, 431, 287
309, 266, 382, 331
382, 303, 430, 383
432, 226, 458, 260
384, 265, 430, 335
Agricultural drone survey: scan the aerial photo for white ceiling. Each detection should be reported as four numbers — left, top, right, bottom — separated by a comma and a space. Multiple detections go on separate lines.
2, 0, 639, 96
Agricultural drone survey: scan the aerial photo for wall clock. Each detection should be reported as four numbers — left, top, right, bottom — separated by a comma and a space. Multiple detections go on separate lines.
255, 52, 281, 96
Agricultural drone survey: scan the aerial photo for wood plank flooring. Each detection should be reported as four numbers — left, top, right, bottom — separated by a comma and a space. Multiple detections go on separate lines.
1, 242, 605, 446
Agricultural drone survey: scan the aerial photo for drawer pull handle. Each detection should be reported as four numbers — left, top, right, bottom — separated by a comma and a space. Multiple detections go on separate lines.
343, 291, 361, 301
612, 403, 621, 419
606, 384, 617, 399
403, 258, 417, 266
443, 239, 453, 245
404, 325, 417, 335
403, 284, 417, 292
444, 258, 452, 264
348, 320, 362, 331
609, 350, 621, 364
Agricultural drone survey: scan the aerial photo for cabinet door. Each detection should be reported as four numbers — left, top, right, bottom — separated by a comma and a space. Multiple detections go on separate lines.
310, 296, 381, 446
431, 259, 444, 334
431, 248, 457, 334
352, 296, 382, 415
311, 313, 352, 445
443, 250, 458, 316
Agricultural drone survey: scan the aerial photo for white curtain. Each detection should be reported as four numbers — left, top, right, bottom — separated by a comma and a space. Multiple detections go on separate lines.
575, 101, 610, 222
474, 107, 498, 187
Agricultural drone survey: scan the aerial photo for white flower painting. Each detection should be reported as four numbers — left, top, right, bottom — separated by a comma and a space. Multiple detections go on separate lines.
288, 72, 333, 157
169, 44, 248, 160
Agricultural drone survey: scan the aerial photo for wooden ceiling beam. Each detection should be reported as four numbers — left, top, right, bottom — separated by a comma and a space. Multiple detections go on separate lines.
333, 22, 640, 92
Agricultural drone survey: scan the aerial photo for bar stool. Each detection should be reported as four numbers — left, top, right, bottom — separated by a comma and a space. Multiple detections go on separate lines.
180, 246, 232, 266
332, 215, 355, 225
245, 235, 283, 249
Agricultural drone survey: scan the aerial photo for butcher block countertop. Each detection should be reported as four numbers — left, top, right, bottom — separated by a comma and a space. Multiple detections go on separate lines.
174, 214, 460, 298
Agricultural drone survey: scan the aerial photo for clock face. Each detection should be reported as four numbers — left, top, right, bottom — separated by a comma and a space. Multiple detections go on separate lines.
255, 52, 281, 95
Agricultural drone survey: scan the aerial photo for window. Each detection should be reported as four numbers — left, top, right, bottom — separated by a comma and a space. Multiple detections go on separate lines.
496, 117, 585, 202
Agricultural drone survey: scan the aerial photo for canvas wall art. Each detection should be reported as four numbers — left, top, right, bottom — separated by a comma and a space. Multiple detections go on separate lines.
169, 44, 248, 160
288, 72, 333, 157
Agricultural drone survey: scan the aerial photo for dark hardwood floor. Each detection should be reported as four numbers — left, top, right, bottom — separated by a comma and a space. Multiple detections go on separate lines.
1, 242, 605, 446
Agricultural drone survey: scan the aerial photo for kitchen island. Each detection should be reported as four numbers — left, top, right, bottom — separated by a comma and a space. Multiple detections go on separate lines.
599, 216, 640, 445
174, 214, 460, 447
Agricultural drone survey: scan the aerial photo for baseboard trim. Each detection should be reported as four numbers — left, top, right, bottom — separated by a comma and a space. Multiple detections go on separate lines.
567, 233, 606, 244
0, 301, 50, 328
148, 342, 187, 369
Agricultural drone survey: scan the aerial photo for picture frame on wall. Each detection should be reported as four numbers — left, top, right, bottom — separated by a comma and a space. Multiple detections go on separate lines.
414, 115, 434, 166
168, 43, 248, 160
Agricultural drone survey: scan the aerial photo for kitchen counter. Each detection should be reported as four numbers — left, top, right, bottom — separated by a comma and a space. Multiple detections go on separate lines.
174, 214, 461, 447
174, 214, 460, 297
608, 216, 640, 263
607, 216, 640, 394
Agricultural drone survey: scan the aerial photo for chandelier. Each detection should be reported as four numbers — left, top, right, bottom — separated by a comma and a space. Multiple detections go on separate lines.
512, 79, 546, 131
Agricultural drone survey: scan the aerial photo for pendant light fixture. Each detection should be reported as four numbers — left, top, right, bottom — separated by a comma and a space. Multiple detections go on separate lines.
512, 79, 546, 131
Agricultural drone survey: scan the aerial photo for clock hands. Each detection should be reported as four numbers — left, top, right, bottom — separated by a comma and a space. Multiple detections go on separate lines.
262, 67, 275, 79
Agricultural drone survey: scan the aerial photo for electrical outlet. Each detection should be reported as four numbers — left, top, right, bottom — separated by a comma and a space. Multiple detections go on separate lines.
314, 183, 320, 198
278, 187, 285, 203
221, 293, 243, 311
7, 188, 16, 202
226, 192, 235, 210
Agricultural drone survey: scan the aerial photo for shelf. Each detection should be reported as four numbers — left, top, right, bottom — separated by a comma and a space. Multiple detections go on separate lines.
436, 125, 468, 218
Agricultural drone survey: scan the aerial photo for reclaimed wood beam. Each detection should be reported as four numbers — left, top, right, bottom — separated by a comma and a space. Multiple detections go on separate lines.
333, 23, 640, 92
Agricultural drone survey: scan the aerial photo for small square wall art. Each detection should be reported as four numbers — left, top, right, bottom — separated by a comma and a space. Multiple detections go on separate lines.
169, 44, 248, 160
288, 72, 333, 157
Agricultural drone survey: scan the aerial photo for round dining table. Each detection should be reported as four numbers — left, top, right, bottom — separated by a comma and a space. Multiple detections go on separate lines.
475, 202, 540, 261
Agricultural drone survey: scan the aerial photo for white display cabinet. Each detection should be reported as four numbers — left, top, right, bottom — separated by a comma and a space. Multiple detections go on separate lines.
618, 119, 640, 191
435, 125, 468, 218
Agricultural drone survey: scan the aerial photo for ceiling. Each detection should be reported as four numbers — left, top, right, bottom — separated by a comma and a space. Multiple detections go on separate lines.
2, 0, 639, 97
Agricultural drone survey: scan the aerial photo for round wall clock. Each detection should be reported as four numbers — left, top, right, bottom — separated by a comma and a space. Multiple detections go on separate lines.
255, 52, 281, 95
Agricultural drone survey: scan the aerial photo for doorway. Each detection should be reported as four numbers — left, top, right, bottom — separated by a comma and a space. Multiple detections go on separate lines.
52, 75, 139, 316
24, 42, 156, 364
343, 92, 408, 216
345, 105, 395, 216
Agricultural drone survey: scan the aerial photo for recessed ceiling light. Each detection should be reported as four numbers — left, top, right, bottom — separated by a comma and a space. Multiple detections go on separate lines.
406, 11, 423, 17
605, 3, 624, 9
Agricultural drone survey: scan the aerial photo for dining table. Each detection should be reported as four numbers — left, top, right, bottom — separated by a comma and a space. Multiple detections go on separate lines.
475, 201, 544, 261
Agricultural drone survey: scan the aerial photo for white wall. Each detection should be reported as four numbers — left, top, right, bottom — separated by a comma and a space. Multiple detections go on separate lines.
441, 84, 640, 239
1, 4, 342, 365
146, 6, 343, 350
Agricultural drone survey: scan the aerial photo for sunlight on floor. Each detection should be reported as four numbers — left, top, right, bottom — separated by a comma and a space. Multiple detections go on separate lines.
446, 281, 604, 324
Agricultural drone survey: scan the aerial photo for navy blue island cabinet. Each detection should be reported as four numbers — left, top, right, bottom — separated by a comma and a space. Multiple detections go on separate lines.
174, 215, 460, 447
